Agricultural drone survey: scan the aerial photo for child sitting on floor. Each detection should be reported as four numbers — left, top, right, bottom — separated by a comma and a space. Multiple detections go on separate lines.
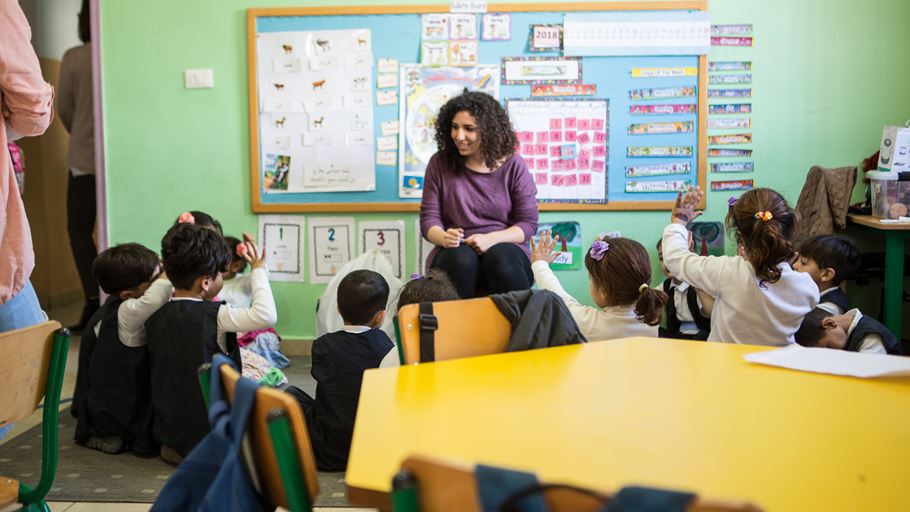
530, 232, 667, 340
397, 269, 460, 309
795, 307, 902, 355
73, 243, 171, 455
657, 238, 712, 340
793, 235, 861, 315
219, 235, 253, 308
285, 270, 394, 471
662, 187, 818, 345
145, 222, 276, 464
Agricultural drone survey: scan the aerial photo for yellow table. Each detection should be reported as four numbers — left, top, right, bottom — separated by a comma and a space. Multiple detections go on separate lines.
346, 338, 910, 511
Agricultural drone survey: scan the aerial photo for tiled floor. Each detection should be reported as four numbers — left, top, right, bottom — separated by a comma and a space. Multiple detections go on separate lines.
1, 301, 373, 511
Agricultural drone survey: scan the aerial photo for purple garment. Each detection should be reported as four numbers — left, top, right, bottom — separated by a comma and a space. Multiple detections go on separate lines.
420, 152, 539, 270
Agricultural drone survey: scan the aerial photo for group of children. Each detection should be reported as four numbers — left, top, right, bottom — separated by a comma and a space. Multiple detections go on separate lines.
73, 211, 277, 464
74, 185, 902, 473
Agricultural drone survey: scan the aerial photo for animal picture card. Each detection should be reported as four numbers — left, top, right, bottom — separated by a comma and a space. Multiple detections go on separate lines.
535, 221, 582, 270
263, 153, 291, 192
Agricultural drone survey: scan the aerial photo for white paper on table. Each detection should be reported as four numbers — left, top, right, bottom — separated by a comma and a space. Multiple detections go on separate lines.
359, 220, 406, 278
258, 215, 306, 282
743, 345, 910, 378
308, 217, 355, 284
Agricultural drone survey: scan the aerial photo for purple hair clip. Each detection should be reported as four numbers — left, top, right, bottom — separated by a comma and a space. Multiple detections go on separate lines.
409, 272, 424, 281
728, 196, 738, 208
589, 240, 609, 261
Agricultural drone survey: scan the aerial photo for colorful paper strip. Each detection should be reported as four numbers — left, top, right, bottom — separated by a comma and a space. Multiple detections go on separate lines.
630, 67, 697, 78
711, 161, 754, 173
708, 117, 752, 129
626, 162, 691, 177
629, 86, 697, 101
711, 179, 753, 191
711, 36, 753, 46
708, 88, 751, 98
708, 148, 753, 157
709, 103, 752, 115
629, 104, 697, 115
626, 179, 692, 193
628, 121, 694, 135
708, 61, 752, 72
627, 146, 693, 157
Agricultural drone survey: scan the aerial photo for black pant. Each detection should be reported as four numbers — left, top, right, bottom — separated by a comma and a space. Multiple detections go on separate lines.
430, 243, 533, 299
67, 171, 98, 301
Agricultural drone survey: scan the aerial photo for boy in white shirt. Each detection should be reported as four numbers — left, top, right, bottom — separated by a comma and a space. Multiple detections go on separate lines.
795, 307, 902, 355
73, 243, 172, 455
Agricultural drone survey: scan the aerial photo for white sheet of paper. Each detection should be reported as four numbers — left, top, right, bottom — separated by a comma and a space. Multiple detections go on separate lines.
743, 345, 910, 378
381, 120, 400, 136
308, 217, 355, 284
377, 90, 398, 106
414, 218, 436, 275
376, 151, 397, 166
377, 58, 399, 73
258, 215, 306, 282
359, 220, 406, 278
377, 135, 397, 151
377, 73, 398, 88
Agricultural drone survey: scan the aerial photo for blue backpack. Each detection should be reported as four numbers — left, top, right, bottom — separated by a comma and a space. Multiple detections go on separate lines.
152, 355, 270, 512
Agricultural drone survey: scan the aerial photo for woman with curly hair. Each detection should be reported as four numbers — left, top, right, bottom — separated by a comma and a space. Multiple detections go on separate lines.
419, 90, 539, 298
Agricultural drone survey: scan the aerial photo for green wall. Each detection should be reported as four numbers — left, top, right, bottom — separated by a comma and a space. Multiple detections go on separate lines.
102, 0, 910, 339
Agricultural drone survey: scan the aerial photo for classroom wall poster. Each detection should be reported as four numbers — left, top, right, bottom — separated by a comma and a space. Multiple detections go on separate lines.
711, 179, 753, 191
506, 98, 609, 203
257, 29, 376, 193
501, 56, 582, 85
689, 221, 725, 256
563, 11, 710, 56
258, 215, 306, 282
358, 220, 406, 278
308, 217, 355, 283
536, 222, 582, 270
398, 64, 500, 198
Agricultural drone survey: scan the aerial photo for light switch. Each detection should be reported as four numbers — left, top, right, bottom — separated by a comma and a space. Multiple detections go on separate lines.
184, 68, 214, 89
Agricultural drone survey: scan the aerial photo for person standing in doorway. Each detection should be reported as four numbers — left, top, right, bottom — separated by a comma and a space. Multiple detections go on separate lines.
58, 0, 98, 331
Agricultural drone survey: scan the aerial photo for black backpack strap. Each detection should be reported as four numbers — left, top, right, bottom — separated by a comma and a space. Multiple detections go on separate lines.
418, 302, 437, 363
686, 286, 711, 332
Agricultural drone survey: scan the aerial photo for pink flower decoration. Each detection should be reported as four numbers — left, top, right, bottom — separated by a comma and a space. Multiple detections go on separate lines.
178, 212, 195, 224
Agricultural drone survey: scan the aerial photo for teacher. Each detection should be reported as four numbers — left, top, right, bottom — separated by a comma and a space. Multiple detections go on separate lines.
420, 90, 538, 299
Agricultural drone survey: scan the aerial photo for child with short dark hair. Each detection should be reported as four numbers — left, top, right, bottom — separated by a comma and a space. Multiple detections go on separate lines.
663, 187, 818, 345
794, 235, 861, 315
146, 222, 276, 464
285, 270, 393, 471
530, 233, 668, 340
73, 243, 171, 455
173, 209, 223, 235
656, 238, 712, 340
397, 269, 460, 309
795, 307, 902, 355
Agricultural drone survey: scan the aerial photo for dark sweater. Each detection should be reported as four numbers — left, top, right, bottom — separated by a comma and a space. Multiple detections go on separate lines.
303, 328, 393, 471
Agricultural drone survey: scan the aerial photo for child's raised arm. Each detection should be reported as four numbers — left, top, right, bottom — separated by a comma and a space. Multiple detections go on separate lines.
530, 231, 578, 306
218, 239, 278, 333
117, 269, 173, 347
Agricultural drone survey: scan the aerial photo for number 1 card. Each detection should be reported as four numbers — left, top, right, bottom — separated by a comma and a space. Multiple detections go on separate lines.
258, 215, 306, 283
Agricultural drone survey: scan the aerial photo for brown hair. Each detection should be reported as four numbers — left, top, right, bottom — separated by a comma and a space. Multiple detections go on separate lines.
725, 188, 797, 286
397, 270, 460, 310
434, 89, 517, 170
584, 237, 667, 326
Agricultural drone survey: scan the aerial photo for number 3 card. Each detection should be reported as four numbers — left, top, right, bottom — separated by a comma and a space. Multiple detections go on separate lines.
358, 220, 406, 278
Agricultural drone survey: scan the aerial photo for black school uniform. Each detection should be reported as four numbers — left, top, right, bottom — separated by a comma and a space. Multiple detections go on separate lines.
72, 297, 156, 454
844, 312, 902, 355
285, 328, 393, 471
145, 300, 240, 457
658, 278, 711, 340
819, 287, 851, 314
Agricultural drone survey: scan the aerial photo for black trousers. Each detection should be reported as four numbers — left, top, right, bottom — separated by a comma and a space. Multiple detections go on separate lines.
430, 243, 533, 299
67, 171, 98, 301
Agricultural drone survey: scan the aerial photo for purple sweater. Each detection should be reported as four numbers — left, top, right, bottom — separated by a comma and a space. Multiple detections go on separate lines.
420, 152, 539, 267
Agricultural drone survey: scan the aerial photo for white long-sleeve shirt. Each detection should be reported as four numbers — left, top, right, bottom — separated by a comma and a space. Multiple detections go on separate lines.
661, 223, 818, 345
93, 278, 173, 347
171, 267, 278, 352
532, 260, 657, 341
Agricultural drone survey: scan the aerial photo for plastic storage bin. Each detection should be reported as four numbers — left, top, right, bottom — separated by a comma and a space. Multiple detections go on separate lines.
869, 170, 910, 219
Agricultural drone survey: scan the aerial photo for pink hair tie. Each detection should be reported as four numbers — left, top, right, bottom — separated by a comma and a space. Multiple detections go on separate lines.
589, 240, 609, 261
178, 212, 195, 224
236, 243, 248, 257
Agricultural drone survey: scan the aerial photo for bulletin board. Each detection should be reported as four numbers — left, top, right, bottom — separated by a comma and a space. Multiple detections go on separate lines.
248, 2, 709, 213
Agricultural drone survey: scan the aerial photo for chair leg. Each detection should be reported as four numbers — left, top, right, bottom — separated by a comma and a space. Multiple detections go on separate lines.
267, 409, 311, 512
198, 363, 213, 408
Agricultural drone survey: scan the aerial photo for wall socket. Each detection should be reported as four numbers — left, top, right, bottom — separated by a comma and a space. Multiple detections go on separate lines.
184, 68, 214, 89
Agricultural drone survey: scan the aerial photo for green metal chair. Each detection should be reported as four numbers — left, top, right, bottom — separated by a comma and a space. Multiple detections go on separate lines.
0, 321, 70, 512
197, 361, 319, 511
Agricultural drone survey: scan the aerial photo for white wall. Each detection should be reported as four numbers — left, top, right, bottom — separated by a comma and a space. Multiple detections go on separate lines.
19, 0, 83, 60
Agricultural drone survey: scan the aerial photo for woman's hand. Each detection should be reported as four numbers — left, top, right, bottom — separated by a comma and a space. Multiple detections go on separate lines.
464, 233, 496, 254
671, 186, 704, 226
442, 227, 464, 248
529, 230, 559, 264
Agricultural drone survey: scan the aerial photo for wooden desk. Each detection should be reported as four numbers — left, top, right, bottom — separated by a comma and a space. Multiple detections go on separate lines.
346, 338, 910, 511
847, 214, 910, 337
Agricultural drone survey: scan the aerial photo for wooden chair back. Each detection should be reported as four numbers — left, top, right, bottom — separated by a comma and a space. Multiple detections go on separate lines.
218, 363, 319, 510
0, 320, 64, 425
397, 298, 512, 364
394, 454, 763, 512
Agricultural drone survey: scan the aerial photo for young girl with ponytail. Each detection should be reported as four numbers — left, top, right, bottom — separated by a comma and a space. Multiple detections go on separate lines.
531, 233, 667, 340
663, 187, 818, 345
